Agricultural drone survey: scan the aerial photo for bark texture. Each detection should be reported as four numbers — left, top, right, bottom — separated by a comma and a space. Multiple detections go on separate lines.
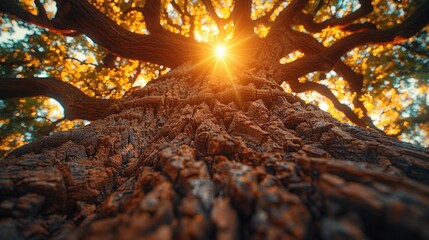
1, 67, 429, 240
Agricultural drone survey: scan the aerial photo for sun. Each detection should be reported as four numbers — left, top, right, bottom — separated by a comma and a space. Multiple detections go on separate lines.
215, 45, 226, 58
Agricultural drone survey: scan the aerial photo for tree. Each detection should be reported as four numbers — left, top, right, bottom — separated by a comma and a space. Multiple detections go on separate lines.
1, 0, 429, 239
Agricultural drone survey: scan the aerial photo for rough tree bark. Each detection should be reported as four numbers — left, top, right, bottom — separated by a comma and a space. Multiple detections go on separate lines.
1, 65, 429, 240
1, 0, 429, 239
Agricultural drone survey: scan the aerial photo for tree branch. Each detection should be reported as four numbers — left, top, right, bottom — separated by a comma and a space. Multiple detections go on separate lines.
294, 0, 374, 33
288, 80, 376, 128
282, 30, 374, 128
65, 56, 99, 67
0, 77, 114, 121
325, 2, 429, 62
123, 7, 145, 16
341, 22, 377, 33
34, 0, 49, 21
273, 2, 429, 130
289, 30, 364, 92
254, 0, 285, 25
231, 0, 253, 26
51, 0, 208, 68
169, 0, 195, 34
2, 0, 209, 68
230, 0, 258, 39
0, 60, 29, 68
183, 0, 196, 34
201, 0, 230, 38
163, 10, 183, 32
170, 0, 186, 18
0, 0, 76, 34
401, 44, 429, 58
276, 2, 429, 83
129, 62, 143, 86
201, 0, 229, 27
403, 110, 429, 125
101, 53, 117, 68
141, 0, 162, 33
123, 1, 164, 34
270, 0, 310, 31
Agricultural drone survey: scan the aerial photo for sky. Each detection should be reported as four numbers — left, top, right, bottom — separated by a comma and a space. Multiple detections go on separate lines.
0, 20, 31, 42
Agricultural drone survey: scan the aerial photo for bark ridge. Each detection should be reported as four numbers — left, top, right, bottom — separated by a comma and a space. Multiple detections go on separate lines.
1, 68, 429, 239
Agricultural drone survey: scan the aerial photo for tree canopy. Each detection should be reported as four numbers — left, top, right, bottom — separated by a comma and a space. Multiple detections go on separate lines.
1, 0, 428, 157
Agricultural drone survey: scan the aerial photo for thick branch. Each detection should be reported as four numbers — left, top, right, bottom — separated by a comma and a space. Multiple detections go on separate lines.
289, 30, 364, 92
0, 0, 76, 34
272, 3, 429, 130
0, 60, 29, 67
231, 0, 253, 28
294, 0, 374, 33
283, 30, 374, 127
276, 2, 429, 82
3, 0, 208, 68
0, 78, 114, 121
101, 53, 117, 68
325, 2, 429, 61
141, 0, 162, 33
288, 80, 375, 128
55, 0, 209, 67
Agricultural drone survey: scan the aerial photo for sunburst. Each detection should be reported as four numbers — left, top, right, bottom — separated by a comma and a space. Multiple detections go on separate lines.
215, 45, 227, 58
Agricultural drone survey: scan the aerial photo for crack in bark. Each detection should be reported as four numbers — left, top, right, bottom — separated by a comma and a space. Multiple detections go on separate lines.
2, 67, 429, 239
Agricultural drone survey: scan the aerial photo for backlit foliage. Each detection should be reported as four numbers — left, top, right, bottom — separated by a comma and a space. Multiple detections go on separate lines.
0, 0, 428, 158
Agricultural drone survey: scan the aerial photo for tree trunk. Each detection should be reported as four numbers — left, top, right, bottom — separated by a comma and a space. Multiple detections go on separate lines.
1, 65, 429, 240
